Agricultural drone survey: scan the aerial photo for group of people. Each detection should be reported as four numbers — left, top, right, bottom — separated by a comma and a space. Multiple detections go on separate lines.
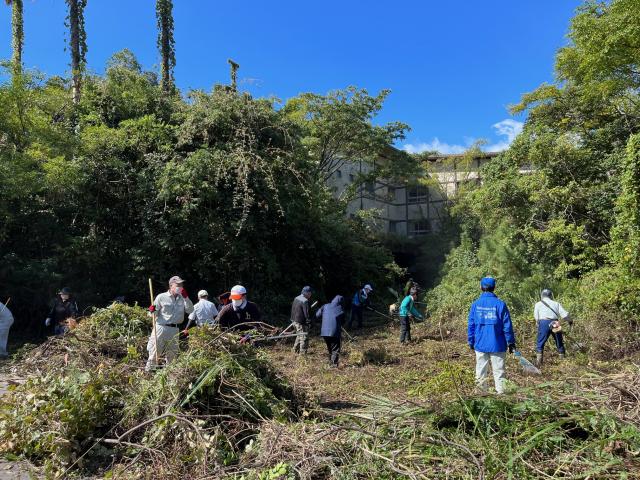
1, 274, 572, 396
145, 277, 262, 370
468, 276, 571, 394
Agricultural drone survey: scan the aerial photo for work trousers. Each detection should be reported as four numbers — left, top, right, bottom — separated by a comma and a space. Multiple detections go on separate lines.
0, 324, 11, 356
145, 324, 180, 371
293, 322, 309, 354
399, 316, 411, 343
323, 336, 341, 366
536, 320, 565, 354
475, 351, 506, 394
54, 324, 68, 336
348, 306, 363, 329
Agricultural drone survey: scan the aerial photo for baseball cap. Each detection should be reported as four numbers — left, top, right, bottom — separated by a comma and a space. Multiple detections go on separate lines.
364, 284, 373, 292
301, 286, 312, 294
168, 275, 185, 285
230, 285, 247, 300
480, 277, 496, 289
197, 290, 209, 298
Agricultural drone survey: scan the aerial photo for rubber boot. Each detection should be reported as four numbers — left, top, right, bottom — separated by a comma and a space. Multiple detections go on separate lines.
536, 352, 543, 368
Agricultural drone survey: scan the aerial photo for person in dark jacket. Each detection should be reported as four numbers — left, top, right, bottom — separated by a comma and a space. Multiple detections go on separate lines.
467, 277, 516, 394
291, 286, 312, 355
45, 287, 79, 335
347, 284, 373, 329
216, 285, 261, 330
317, 295, 345, 367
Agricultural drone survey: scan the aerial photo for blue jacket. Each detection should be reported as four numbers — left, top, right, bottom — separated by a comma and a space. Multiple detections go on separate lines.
467, 292, 515, 353
352, 289, 370, 308
317, 295, 344, 338
399, 295, 423, 319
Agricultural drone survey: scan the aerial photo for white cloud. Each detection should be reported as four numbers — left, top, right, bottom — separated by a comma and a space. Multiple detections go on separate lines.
490, 119, 523, 145
402, 138, 468, 155
402, 119, 524, 155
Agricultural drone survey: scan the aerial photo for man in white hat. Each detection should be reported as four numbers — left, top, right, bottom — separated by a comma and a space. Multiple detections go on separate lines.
145, 275, 194, 371
216, 285, 262, 329
185, 290, 219, 329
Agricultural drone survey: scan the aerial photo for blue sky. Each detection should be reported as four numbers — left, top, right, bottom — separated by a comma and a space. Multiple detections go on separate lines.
0, 0, 582, 154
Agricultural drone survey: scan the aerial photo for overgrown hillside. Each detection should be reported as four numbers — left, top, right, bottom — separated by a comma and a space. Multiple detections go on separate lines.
427, 0, 640, 357
0, 51, 414, 326
1, 307, 639, 479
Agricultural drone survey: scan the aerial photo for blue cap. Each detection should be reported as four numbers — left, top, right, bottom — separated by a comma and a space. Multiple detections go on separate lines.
301, 286, 312, 294
480, 277, 496, 289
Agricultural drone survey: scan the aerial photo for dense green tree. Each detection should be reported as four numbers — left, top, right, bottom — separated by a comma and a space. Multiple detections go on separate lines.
0, 53, 403, 329
284, 87, 411, 182
429, 0, 640, 341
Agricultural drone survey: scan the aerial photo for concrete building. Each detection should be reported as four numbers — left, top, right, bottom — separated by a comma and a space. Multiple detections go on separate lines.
328, 151, 500, 237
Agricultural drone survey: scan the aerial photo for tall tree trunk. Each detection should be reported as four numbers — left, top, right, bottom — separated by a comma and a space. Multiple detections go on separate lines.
156, 0, 175, 93
69, 0, 81, 104
6, 0, 23, 79
67, 0, 87, 105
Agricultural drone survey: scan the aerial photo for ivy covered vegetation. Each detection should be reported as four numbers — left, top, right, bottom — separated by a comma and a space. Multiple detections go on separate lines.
0, 48, 411, 325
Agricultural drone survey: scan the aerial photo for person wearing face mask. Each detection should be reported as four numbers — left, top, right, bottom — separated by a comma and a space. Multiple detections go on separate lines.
216, 285, 262, 330
45, 287, 79, 335
145, 275, 194, 371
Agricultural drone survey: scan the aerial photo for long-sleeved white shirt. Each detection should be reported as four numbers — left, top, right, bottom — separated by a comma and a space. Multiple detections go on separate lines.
188, 299, 219, 326
534, 299, 569, 321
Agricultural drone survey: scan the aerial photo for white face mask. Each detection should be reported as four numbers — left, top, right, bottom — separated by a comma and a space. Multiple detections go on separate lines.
232, 299, 243, 308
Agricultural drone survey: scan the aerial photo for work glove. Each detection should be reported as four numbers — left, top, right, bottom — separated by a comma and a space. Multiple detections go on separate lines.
45, 318, 52, 327
148, 305, 156, 313
239, 333, 251, 344
508, 343, 516, 354
181, 288, 189, 299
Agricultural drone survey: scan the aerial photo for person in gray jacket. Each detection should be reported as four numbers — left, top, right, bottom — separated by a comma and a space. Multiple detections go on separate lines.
317, 295, 345, 367
146, 275, 194, 371
291, 286, 312, 355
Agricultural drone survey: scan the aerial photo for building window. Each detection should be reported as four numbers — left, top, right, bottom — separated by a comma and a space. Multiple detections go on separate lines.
408, 220, 431, 236
388, 186, 396, 200
349, 174, 355, 182
407, 185, 428, 204
365, 181, 375, 194
389, 221, 398, 234
336, 170, 342, 178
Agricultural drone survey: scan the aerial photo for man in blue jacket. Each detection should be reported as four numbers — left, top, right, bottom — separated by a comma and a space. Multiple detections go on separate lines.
468, 277, 516, 394
347, 284, 373, 329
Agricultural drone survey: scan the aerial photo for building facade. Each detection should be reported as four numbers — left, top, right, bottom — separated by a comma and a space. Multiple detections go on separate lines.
327, 152, 500, 237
